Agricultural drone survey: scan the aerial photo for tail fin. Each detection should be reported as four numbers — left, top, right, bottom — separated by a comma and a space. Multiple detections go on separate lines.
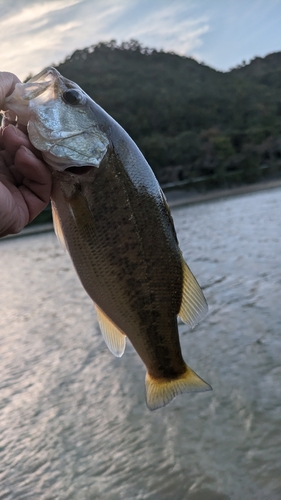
145, 365, 212, 411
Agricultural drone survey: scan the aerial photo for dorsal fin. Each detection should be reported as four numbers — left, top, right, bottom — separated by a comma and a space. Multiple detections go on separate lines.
51, 201, 67, 252
95, 305, 126, 357
178, 257, 208, 328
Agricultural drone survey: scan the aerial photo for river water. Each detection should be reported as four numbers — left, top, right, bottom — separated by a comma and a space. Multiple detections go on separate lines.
0, 188, 280, 500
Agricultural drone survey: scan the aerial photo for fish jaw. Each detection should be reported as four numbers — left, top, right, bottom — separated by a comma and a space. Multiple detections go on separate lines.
2, 67, 109, 170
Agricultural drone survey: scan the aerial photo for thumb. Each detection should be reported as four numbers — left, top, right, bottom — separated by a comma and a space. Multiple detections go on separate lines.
0, 72, 21, 109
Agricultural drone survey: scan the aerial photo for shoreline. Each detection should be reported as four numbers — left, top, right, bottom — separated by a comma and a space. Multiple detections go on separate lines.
165, 178, 281, 208
3, 178, 281, 240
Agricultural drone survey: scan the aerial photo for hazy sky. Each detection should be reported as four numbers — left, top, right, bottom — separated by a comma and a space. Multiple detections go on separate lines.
0, 0, 281, 80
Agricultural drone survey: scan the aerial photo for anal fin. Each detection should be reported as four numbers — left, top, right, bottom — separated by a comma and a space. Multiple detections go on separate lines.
179, 257, 208, 328
95, 305, 126, 357
145, 364, 212, 411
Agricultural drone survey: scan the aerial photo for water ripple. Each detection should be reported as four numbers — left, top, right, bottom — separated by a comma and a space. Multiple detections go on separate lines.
0, 188, 281, 499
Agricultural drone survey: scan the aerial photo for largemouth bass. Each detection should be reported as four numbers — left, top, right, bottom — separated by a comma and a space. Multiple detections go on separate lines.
3, 67, 211, 410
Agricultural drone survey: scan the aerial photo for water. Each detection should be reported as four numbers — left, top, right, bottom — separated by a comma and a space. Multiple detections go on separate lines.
0, 188, 280, 500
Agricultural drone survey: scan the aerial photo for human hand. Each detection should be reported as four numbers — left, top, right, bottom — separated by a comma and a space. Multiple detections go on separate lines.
0, 72, 52, 237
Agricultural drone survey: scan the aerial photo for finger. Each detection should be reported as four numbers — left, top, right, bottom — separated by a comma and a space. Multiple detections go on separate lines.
1, 109, 17, 127
0, 121, 28, 150
2, 124, 41, 158
1, 149, 15, 169
2, 124, 30, 153
3, 124, 31, 151
0, 150, 21, 185
0, 181, 27, 236
11, 146, 51, 225
18, 183, 49, 223
0, 72, 21, 109
14, 146, 52, 202
7, 163, 24, 186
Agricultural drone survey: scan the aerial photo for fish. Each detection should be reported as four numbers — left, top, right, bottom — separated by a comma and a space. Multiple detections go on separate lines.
3, 67, 212, 410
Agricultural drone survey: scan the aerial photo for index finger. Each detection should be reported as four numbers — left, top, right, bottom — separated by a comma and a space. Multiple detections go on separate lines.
0, 72, 20, 109
2, 124, 40, 157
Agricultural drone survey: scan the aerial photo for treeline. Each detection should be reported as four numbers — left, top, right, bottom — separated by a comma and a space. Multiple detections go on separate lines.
54, 40, 281, 188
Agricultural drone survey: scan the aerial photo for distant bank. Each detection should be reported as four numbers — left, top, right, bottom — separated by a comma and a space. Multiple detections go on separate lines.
165, 178, 281, 208
2, 178, 281, 240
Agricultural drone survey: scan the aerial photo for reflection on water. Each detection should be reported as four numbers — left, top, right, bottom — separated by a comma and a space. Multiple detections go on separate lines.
0, 188, 281, 500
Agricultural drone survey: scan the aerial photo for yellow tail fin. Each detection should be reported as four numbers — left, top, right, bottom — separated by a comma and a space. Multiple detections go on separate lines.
145, 365, 212, 411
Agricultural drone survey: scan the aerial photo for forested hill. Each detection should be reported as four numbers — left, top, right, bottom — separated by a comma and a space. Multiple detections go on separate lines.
55, 40, 281, 187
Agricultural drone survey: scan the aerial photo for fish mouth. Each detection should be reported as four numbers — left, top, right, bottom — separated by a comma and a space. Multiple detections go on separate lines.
65, 166, 93, 175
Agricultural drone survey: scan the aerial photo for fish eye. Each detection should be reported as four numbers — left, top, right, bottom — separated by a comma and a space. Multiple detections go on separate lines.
62, 89, 83, 105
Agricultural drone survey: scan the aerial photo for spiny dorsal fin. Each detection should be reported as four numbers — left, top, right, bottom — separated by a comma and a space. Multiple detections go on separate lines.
145, 364, 212, 411
51, 201, 67, 252
179, 257, 208, 328
95, 305, 126, 357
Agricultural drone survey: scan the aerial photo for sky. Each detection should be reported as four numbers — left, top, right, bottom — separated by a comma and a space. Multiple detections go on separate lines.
0, 0, 281, 80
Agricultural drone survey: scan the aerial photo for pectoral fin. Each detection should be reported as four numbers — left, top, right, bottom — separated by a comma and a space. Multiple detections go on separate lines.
95, 305, 126, 357
178, 258, 208, 328
51, 201, 67, 252
145, 365, 212, 411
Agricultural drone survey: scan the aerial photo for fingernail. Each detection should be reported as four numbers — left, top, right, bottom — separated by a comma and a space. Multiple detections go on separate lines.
7, 124, 21, 134
20, 145, 34, 157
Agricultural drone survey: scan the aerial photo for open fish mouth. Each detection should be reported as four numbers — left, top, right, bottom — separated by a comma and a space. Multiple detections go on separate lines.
64, 166, 93, 175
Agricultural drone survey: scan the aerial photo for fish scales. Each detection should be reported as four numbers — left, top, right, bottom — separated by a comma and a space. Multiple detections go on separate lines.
2, 67, 211, 409
52, 148, 185, 379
